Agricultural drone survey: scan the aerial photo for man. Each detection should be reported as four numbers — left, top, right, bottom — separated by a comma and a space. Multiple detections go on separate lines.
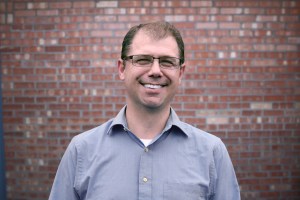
49, 21, 240, 200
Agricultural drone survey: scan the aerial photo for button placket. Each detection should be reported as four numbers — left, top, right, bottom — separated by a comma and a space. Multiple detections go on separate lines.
138, 146, 152, 199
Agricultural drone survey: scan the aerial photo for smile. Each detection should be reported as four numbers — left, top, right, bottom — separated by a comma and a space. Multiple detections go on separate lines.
144, 84, 163, 89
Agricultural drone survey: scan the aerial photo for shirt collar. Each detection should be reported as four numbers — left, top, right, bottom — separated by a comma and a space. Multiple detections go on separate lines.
107, 106, 190, 137
168, 107, 191, 137
107, 106, 128, 135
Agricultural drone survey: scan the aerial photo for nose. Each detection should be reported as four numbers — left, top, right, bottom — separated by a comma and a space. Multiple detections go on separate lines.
148, 59, 162, 77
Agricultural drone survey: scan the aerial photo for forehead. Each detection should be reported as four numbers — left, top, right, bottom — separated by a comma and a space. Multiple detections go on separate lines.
129, 30, 179, 57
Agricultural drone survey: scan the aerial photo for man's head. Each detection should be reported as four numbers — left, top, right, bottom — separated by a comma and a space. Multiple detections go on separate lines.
121, 21, 185, 65
118, 21, 185, 111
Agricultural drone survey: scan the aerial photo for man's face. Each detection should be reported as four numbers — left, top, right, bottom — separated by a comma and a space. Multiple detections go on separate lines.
118, 30, 185, 111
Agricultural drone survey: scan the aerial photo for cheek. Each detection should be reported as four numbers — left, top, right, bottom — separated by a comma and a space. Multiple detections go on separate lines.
169, 72, 182, 84
123, 72, 137, 87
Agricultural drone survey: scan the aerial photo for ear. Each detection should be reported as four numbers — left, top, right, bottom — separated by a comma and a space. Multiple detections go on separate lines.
118, 59, 125, 80
178, 63, 186, 84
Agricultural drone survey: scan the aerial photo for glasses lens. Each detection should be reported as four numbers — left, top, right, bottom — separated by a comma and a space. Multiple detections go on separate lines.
132, 55, 153, 66
159, 57, 180, 68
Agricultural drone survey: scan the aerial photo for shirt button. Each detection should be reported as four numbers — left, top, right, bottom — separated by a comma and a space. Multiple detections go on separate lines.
144, 147, 149, 152
143, 177, 148, 183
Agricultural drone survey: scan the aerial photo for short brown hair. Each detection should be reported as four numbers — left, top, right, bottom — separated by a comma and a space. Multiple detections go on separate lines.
121, 21, 185, 64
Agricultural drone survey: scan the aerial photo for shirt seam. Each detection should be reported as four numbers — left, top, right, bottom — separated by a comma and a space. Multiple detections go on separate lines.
210, 138, 223, 198
73, 136, 83, 195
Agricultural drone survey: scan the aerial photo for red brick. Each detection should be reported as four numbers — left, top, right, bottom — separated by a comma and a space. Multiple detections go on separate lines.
244, 8, 265, 14
34, 54, 56, 60
238, 1, 259, 7
173, 8, 196, 15
22, 46, 42, 53
233, 15, 256, 22
56, 23, 77, 30
14, 3, 27, 10
221, 8, 243, 14
73, 1, 95, 8
49, 2, 72, 9
60, 111, 80, 118
0, 47, 21, 53
211, 15, 233, 22
90, 30, 113, 37
59, 38, 81, 45
279, 16, 298, 22
45, 46, 66, 52
15, 10, 36, 16
34, 24, 55, 30
260, 1, 281, 7
197, 8, 219, 14
36, 97, 57, 103
70, 16, 93, 23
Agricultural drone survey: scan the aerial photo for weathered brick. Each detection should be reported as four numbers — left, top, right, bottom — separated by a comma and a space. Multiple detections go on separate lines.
27, 2, 48, 9
251, 103, 273, 110
37, 10, 58, 16
165, 15, 187, 22
96, 1, 118, 8
256, 15, 278, 22
196, 22, 218, 29
219, 22, 240, 29
119, 1, 142, 7
220, 8, 243, 14
191, 1, 212, 7
207, 117, 229, 125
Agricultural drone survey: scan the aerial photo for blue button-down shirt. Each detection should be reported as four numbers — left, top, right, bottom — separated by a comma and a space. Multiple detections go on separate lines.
49, 106, 240, 200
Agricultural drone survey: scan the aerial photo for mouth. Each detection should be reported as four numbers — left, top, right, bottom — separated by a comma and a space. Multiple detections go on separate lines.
140, 82, 167, 89
144, 84, 163, 89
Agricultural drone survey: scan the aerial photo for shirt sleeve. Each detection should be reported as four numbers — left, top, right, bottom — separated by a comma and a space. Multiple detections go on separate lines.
49, 138, 80, 200
211, 139, 241, 200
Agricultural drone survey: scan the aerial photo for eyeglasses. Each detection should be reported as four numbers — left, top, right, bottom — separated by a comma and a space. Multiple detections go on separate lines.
123, 55, 182, 69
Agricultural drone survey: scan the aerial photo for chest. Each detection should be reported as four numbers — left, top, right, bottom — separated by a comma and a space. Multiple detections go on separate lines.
76, 134, 213, 200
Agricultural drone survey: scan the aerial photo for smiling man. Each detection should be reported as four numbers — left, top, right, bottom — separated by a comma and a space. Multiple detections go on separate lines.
49, 22, 240, 200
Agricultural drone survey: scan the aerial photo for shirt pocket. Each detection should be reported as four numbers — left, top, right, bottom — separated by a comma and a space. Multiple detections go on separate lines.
163, 183, 208, 200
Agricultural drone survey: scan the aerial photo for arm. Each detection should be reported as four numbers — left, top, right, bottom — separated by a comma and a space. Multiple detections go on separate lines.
49, 139, 80, 200
211, 140, 240, 200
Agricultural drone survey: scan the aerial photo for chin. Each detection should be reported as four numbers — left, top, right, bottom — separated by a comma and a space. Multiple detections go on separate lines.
142, 101, 167, 111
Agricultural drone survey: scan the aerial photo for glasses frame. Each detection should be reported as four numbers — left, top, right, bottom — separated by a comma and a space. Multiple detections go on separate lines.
123, 54, 183, 70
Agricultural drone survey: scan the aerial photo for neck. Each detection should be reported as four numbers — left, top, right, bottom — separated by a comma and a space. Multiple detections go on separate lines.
125, 103, 170, 139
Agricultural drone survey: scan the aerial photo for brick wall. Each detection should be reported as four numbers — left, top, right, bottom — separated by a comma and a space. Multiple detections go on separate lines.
1, 0, 300, 199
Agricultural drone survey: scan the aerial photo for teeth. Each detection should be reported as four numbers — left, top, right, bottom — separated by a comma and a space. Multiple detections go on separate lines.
144, 84, 162, 89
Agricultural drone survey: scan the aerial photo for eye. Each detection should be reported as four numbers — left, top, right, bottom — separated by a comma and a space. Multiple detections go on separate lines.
160, 58, 177, 67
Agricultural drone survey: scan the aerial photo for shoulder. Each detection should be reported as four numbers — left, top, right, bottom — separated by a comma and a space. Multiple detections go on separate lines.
71, 118, 114, 150
170, 108, 222, 149
176, 121, 228, 157
179, 121, 222, 145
